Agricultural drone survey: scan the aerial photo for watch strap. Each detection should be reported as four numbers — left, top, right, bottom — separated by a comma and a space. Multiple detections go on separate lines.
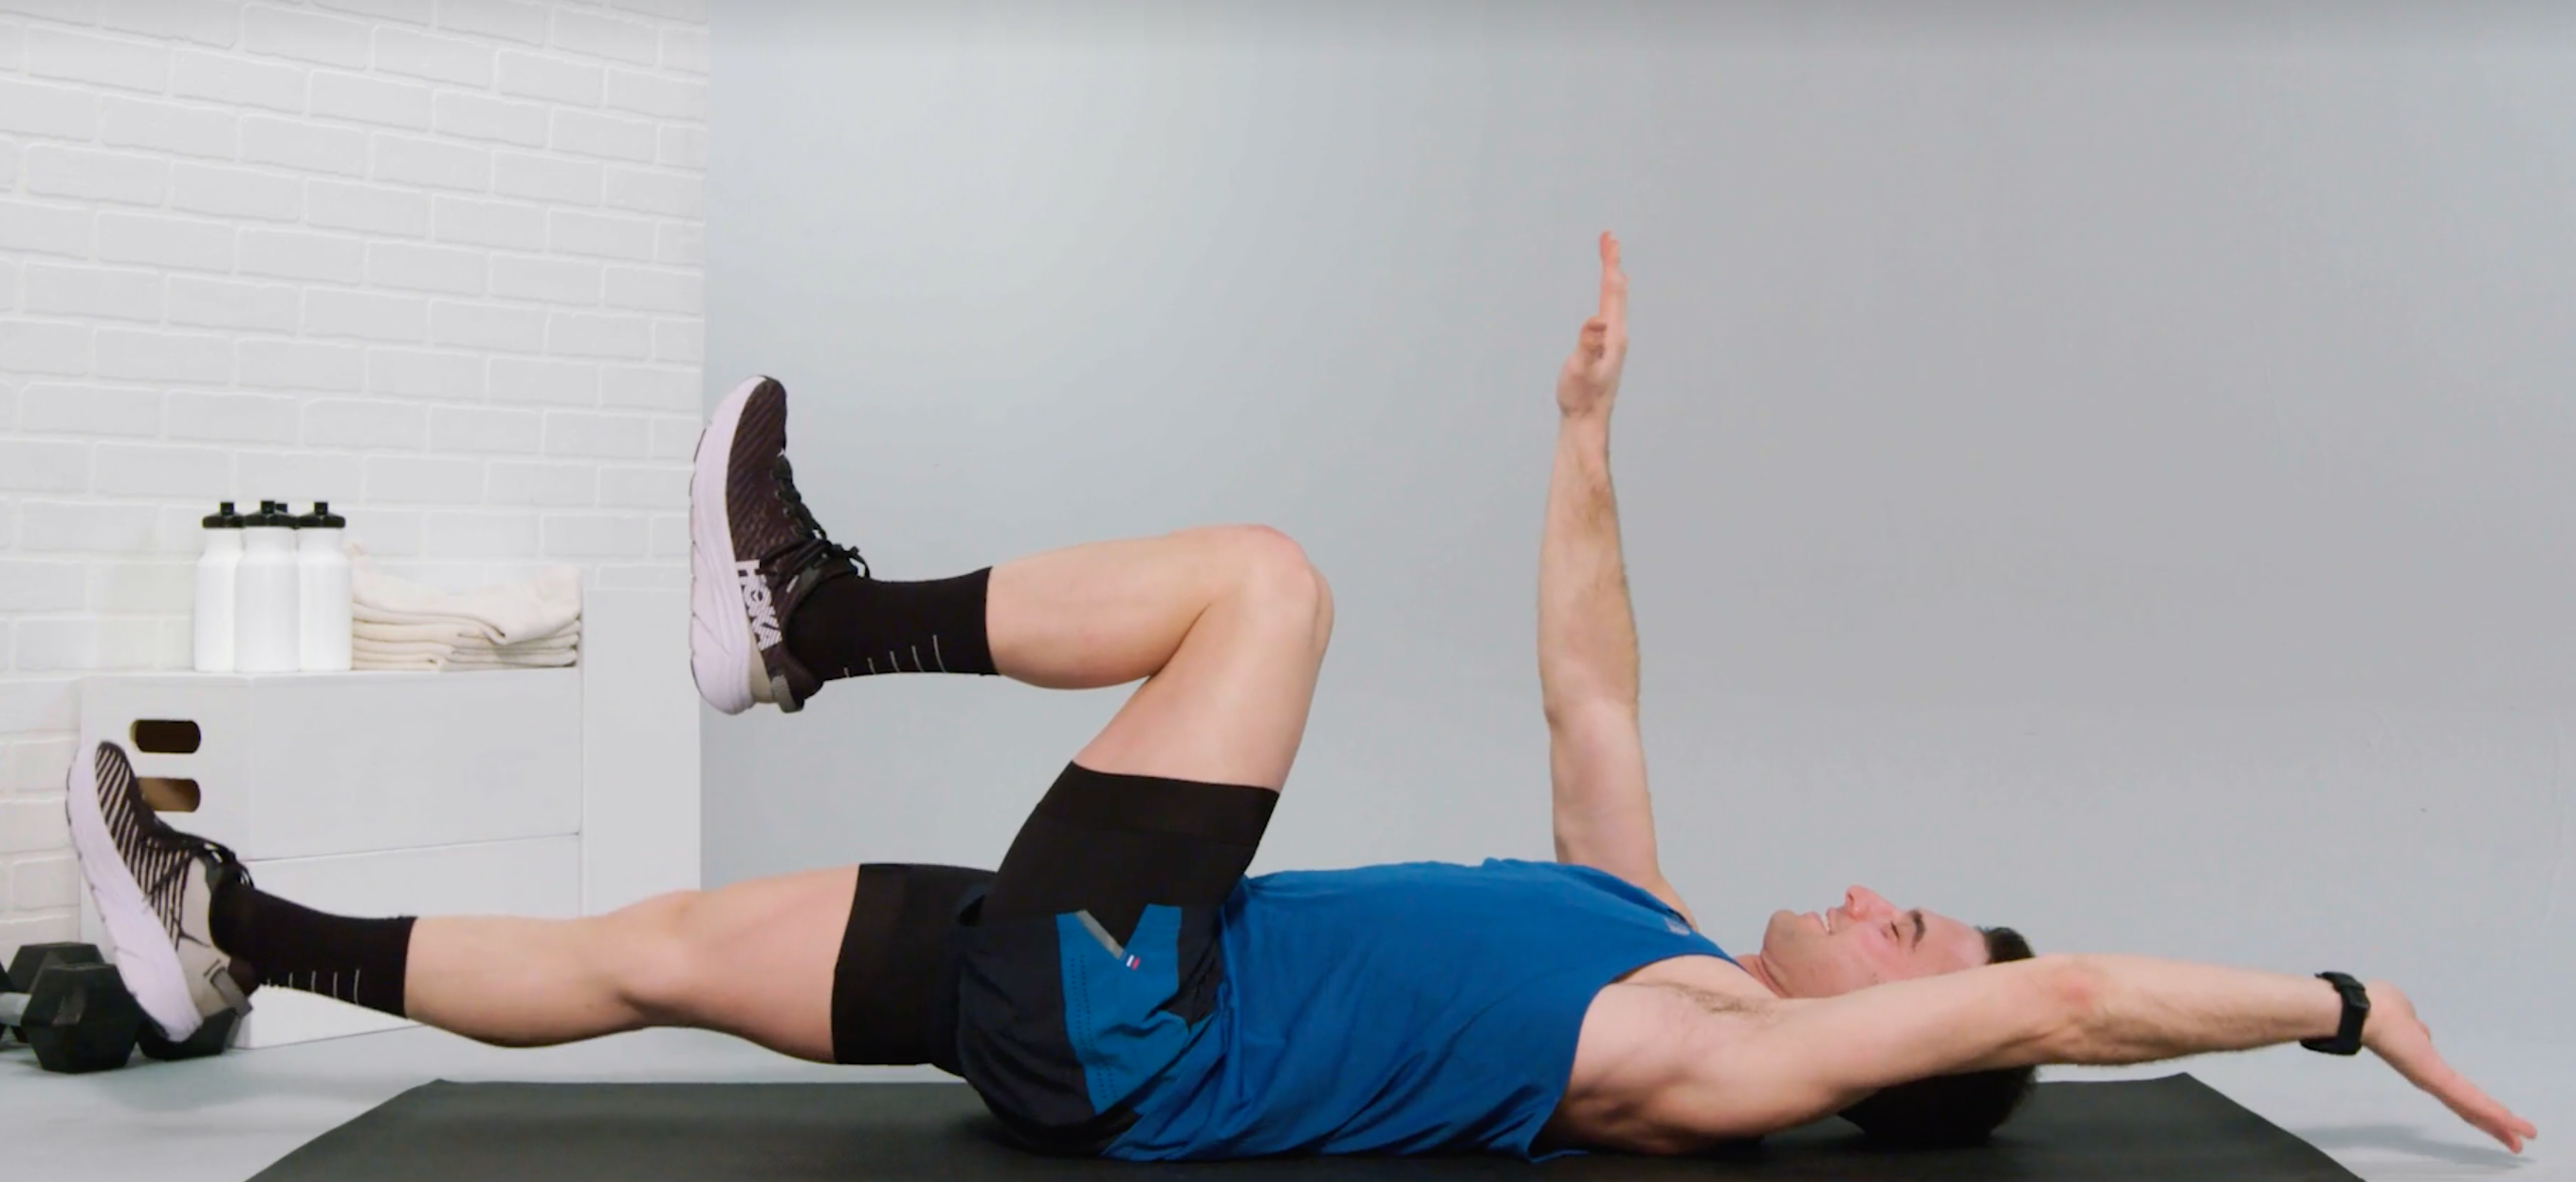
2300, 970, 2369, 1056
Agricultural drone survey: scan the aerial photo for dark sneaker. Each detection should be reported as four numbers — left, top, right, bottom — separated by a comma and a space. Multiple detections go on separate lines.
689, 376, 866, 713
64, 742, 250, 1043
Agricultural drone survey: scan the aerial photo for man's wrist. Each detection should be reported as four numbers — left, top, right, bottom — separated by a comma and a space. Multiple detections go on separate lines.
2355, 980, 2394, 1053
2301, 972, 2371, 1055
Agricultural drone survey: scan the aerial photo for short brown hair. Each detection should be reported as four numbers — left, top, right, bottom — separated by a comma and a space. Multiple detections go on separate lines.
1835, 927, 2038, 1146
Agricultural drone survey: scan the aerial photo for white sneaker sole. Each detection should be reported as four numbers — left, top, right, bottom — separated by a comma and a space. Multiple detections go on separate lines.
64, 747, 203, 1042
689, 376, 768, 715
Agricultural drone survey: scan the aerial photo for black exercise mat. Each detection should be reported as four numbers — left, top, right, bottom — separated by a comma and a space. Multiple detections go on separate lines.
248, 1075, 2361, 1181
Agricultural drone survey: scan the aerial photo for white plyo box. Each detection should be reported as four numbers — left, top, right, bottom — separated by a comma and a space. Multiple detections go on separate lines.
68, 589, 700, 1051
75, 670, 585, 1048
79, 670, 582, 859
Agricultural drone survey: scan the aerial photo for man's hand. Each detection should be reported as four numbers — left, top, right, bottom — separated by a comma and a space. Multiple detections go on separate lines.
2363, 981, 2539, 1153
1555, 231, 1628, 419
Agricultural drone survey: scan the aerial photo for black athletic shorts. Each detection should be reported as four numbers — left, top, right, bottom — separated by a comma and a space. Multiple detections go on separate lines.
831, 763, 1277, 1154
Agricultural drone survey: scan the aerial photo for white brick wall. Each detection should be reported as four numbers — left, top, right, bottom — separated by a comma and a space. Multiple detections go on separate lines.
0, 0, 707, 960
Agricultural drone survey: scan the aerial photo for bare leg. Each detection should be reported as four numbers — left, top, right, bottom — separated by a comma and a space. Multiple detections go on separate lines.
985, 526, 1308, 681
402, 868, 856, 1061
988, 524, 1334, 788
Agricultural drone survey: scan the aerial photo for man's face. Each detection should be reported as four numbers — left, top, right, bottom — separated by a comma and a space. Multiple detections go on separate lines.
1759, 885, 1990, 998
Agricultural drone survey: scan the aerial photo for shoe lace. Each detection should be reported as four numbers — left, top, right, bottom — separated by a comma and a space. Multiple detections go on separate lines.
772, 454, 870, 582
145, 828, 251, 906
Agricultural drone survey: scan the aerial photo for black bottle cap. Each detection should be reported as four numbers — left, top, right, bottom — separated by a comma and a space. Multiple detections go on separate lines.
295, 501, 347, 529
201, 501, 244, 528
247, 500, 298, 527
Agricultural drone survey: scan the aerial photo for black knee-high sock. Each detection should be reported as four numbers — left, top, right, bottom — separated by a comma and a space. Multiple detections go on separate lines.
786, 567, 999, 679
210, 876, 415, 1017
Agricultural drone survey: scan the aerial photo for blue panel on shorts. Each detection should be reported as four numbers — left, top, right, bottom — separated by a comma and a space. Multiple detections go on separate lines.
1057, 904, 1198, 1113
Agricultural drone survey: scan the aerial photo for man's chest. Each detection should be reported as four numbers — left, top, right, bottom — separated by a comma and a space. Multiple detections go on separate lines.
1621, 952, 1771, 999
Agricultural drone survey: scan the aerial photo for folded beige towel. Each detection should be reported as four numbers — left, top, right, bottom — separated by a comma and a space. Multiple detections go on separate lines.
353, 637, 578, 661
354, 611, 583, 644
351, 643, 454, 663
351, 653, 445, 672
352, 603, 585, 647
349, 552, 581, 646
351, 649, 577, 671
446, 650, 579, 670
351, 620, 470, 645
452, 635, 579, 657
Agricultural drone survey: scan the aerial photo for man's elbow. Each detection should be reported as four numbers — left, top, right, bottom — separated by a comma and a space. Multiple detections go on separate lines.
1544, 694, 1637, 735
2027, 954, 2106, 1063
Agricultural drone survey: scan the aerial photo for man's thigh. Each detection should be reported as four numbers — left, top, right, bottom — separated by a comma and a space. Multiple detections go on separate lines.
662, 862, 994, 1066
982, 764, 1277, 937
655, 866, 857, 1062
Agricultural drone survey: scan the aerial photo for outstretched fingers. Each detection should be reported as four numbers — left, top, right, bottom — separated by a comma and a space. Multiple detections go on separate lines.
1556, 232, 1632, 417
2442, 1080, 2538, 1154
1598, 231, 1627, 334
2384, 1039, 2537, 1153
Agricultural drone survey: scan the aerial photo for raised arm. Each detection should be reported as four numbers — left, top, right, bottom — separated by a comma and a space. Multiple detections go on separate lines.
1654, 955, 2537, 1153
1540, 232, 1687, 919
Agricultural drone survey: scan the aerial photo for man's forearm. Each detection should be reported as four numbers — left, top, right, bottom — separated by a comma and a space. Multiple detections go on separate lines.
2053, 954, 2346, 1066
1538, 411, 1640, 716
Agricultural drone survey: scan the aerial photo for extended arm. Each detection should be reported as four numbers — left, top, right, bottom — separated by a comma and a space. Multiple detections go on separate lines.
1540, 233, 1687, 919
1667, 954, 2536, 1152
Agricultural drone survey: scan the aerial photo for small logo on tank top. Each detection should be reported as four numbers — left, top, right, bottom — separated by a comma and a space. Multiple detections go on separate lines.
1665, 916, 1691, 935
1125, 953, 1141, 970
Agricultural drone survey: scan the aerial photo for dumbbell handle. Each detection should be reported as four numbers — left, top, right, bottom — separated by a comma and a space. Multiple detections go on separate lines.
0, 991, 27, 1027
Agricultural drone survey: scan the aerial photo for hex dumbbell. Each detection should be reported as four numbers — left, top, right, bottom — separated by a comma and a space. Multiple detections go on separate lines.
0, 943, 143, 1073
138, 999, 242, 1062
0, 943, 239, 1073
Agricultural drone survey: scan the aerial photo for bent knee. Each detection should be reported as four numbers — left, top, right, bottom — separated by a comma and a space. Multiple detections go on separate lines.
1182, 523, 1307, 567
1186, 524, 1316, 590
605, 890, 715, 1026
1306, 565, 1335, 648
1213, 525, 1330, 637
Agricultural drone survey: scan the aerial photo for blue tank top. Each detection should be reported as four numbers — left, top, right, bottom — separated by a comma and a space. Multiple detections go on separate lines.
1105, 859, 1731, 1160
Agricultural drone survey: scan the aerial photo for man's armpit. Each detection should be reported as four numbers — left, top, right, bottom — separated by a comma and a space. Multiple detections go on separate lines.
1644, 980, 1779, 1021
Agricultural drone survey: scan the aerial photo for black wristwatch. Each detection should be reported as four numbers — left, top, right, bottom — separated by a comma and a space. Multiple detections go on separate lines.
2300, 971, 2371, 1056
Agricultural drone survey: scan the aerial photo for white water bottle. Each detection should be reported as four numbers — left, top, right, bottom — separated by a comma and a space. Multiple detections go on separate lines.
192, 502, 245, 673
233, 501, 303, 674
296, 502, 352, 672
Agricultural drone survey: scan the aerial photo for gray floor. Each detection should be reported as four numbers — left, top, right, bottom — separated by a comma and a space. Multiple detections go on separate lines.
9, 1025, 2567, 1181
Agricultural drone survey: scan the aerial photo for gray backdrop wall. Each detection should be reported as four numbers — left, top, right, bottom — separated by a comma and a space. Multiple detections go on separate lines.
706, 3, 2576, 1043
